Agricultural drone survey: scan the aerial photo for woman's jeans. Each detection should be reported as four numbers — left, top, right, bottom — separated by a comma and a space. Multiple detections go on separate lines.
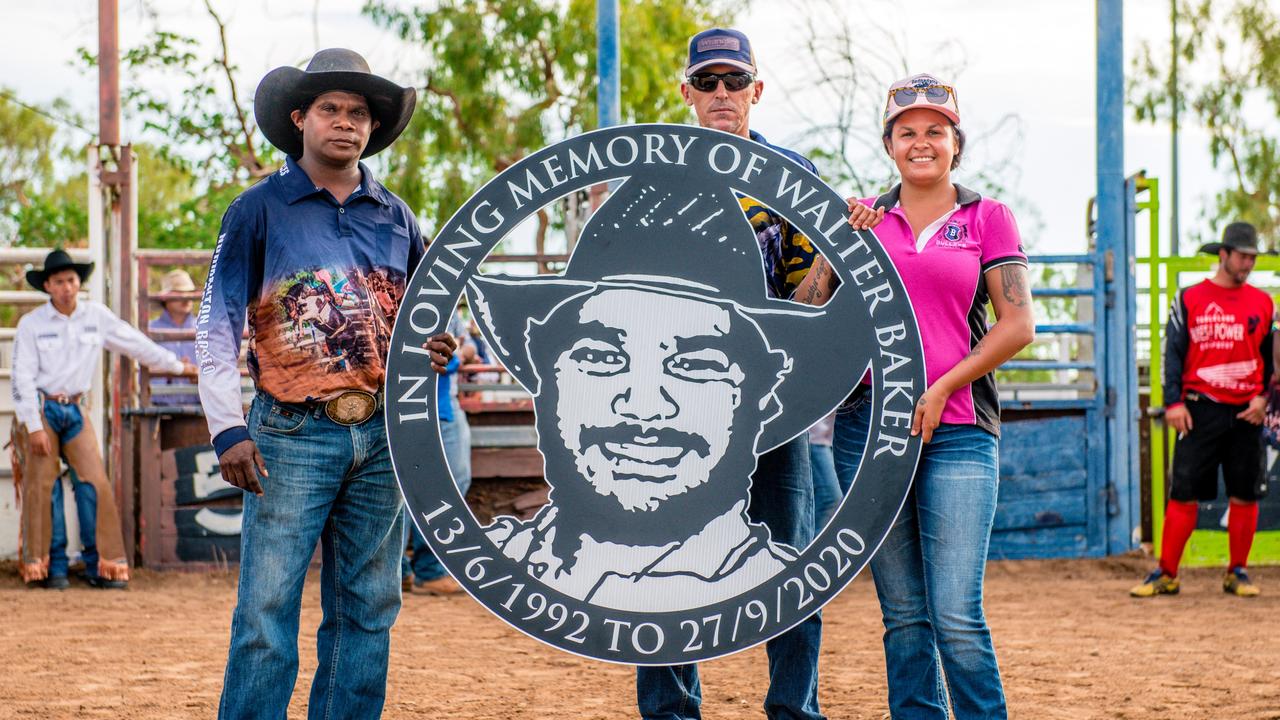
218, 393, 404, 720
833, 397, 1006, 719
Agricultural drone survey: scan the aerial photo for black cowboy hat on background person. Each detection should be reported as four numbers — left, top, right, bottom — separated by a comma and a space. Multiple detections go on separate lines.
26, 249, 94, 291
254, 47, 416, 159
1199, 221, 1262, 256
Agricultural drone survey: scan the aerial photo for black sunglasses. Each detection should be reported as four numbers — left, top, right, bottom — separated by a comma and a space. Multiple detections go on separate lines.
687, 71, 755, 93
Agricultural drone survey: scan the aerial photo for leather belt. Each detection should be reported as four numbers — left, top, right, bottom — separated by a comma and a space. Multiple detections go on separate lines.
323, 390, 382, 426
41, 392, 84, 406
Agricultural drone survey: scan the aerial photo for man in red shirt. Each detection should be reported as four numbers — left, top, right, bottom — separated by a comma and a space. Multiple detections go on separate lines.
1133, 222, 1274, 597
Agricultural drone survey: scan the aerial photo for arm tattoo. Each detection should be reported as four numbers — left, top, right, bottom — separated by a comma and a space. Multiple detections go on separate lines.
800, 259, 827, 305
966, 336, 987, 359
999, 265, 1029, 307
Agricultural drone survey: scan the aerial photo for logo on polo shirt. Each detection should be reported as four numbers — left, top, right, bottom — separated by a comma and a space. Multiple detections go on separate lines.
938, 220, 968, 248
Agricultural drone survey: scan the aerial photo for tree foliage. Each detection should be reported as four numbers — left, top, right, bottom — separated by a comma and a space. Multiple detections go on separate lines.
363, 0, 736, 240
0, 90, 90, 249
1131, 0, 1280, 247
73, 2, 279, 250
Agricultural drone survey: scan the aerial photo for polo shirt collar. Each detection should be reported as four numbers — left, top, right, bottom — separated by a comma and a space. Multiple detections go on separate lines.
277, 155, 392, 207
874, 183, 982, 211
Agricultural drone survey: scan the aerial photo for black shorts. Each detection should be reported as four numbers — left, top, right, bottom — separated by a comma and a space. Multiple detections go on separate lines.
1170, 397, 1267, 502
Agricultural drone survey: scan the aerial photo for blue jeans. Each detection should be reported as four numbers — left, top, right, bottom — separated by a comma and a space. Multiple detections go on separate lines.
637, 435, 824, 720
403, 405, 472, 582
833, 399, 1006, 719
809, 443, 839, 532
50, 469, 98, 578
218, 393, 404, 720
43, 399, 100, 579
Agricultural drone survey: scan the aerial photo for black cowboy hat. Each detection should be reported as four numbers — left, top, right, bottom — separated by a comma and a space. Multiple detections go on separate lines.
26, 249, 94, 290
254, 48, 417, 159
1199, 221, 1261, 256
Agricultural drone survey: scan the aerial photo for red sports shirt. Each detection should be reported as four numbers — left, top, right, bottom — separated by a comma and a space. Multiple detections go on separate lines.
1164, 279, 1275, 407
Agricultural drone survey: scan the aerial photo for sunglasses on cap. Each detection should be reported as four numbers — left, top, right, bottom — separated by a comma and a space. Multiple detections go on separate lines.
687, 71, 756, 93
889, 83, 955, 109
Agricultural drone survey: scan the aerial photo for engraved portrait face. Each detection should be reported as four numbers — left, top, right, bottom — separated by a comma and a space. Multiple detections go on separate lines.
524, 284, 789, 539
548, 288, 747, 512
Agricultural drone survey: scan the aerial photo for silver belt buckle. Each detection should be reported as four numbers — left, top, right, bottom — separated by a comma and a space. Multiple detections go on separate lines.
324, 390, 378, 426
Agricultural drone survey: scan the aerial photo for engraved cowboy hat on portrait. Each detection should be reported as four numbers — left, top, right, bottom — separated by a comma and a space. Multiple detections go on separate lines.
26, 249, 94, 290
466, 175, 876, 453
254, 48, 417, 159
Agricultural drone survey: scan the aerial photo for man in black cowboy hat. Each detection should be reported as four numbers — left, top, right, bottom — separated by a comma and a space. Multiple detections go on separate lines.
1132, 221, 1275, 599
197, 48, 455, 719
12, 249, 196, 589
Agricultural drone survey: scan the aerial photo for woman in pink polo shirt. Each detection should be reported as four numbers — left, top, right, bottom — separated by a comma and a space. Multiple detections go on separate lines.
797, 74, 1034, 718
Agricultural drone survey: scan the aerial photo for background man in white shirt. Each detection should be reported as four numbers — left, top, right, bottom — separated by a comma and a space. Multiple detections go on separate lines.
11, 249, 196, 588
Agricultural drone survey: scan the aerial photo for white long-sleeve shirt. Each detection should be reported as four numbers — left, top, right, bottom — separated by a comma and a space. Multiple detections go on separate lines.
11, 300, 185, 433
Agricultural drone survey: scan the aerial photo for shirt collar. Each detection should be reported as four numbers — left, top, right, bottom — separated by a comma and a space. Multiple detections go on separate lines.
42, 300, 85, 321
874, 183, 982, 211
276, 155, 392, 207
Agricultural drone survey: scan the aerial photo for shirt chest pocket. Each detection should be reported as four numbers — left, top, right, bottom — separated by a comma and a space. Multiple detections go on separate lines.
377, 223, 411, 273
78, 331, 101, 346
35, 334, 63, 352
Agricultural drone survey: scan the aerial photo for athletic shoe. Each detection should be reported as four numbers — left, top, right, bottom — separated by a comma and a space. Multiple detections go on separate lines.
1223, 567, 1261, 597
1129, 568, 1180, 597
412, 575, 464, 596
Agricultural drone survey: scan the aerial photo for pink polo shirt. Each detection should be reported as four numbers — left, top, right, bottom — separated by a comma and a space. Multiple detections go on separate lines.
860, 184, 1026, 436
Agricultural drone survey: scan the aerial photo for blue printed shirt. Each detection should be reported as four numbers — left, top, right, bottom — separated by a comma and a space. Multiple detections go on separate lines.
197, 156, 425, 454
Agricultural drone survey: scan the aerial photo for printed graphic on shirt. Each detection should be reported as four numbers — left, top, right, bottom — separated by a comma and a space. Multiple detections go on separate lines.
938, 219, 968, 248
250, 265, 405, 400
1195, 359, 1260, 391
1189, 302, 1247, 350
739, 196, 817, 299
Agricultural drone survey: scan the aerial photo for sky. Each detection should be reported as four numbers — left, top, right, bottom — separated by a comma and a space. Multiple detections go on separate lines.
0, 0, 1265, 258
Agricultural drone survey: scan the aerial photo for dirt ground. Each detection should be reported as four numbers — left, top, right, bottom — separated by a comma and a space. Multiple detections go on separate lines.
1, 555, 1278, 720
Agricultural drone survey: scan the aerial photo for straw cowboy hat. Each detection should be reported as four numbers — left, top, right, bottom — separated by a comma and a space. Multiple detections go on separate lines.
154, 269, 197, 303
254, 48, 417, 159
26, 249, 93, 291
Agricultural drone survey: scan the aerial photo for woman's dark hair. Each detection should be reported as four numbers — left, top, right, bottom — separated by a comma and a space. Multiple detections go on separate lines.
882, 118, 966, 170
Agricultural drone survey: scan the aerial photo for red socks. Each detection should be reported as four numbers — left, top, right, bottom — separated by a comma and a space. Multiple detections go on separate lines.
1160, 500, 1199, 577
1228, 500, 1259, 571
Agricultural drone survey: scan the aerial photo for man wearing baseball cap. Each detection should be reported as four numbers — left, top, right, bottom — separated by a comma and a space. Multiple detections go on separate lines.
635, 28, 827, 720
199, 49, 456, 718
1132, 222, 1274, 599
